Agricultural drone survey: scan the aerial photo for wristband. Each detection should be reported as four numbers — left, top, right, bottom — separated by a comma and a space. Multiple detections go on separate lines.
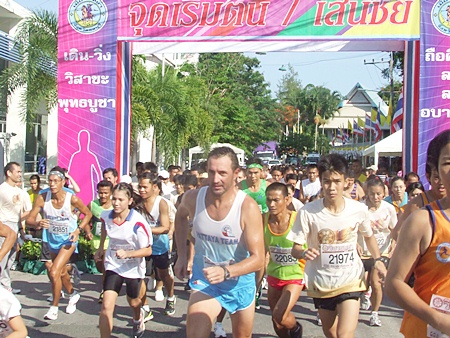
77, 226, 83, 232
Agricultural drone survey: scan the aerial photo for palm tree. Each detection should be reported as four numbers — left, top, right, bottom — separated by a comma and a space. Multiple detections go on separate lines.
0, 10, 57, 126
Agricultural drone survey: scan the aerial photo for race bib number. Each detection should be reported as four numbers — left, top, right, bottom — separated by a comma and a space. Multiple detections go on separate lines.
0, 320, 12, 337
203, 256, 237, 281
111, 244, 136, 262
94, 221, 102, 236
374, 233, 386, 248
49, 222, 69, 235
269, 246, 298, 266
320, 243, 356, 269
427, 294, 450, 338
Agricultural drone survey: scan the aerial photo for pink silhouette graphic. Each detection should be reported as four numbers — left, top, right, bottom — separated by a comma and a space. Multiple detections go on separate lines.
67, 130, 102, 204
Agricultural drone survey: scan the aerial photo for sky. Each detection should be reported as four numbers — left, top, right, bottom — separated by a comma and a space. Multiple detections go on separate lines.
14, 0, 393, 97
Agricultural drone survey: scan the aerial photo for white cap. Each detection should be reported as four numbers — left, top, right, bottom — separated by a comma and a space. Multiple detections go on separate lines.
158, 170, 170, 179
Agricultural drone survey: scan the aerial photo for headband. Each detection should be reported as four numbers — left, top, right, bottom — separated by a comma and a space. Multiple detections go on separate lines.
48, 171, 65, 180
247, 163, 263, 170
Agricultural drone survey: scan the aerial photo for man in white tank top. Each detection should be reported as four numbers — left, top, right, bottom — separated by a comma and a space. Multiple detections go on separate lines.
174, 147, 265, 338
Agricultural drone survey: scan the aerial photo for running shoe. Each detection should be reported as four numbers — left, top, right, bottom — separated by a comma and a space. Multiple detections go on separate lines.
369, 312, 382, 327
71, 263, 81, 285
316, 313, 322, 326
147, 276, 156, 291
214, 322, 227, 338
164, 297, 176, 316
132, 309, 145, 338
255, 291, 261, 310
360, 295, 371, 310
289, 322, 303, 338
143, 308, 154, 322
155, 289, 164, 302
98, 291, 104, 304
261, 277, 268, 290
44, 306, 59, 320
47, 291, 65, 302
10, 261, 18, 271
4, 287, 21, 294
66, 291, 80, 314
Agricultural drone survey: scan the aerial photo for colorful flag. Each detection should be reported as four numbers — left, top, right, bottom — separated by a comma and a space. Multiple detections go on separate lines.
353, 119, 364, 136
391, 88, 403, 133
375, 110, 382, 142
358, 116, 364, 128
347, 120, 353, 132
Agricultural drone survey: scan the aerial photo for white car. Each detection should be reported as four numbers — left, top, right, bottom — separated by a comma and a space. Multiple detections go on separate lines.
268, 159, 282, 168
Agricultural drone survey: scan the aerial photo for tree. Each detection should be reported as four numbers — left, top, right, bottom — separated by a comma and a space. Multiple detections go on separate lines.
0, 10, 57, 126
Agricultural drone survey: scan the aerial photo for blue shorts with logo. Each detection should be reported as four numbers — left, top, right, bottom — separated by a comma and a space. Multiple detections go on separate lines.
189, 277, 256, 314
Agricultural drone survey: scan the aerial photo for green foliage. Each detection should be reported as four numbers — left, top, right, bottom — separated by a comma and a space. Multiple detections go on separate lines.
0, 10, 57, 126
378, 80, 403, 107
21, 241, 42, 260
77, 235, 95, 261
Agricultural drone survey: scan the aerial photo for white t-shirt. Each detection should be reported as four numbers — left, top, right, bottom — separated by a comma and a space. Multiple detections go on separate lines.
359, 200, 397, 257
287, 197, 373, 298
102, 209, 153, 279
300, 179, 321, 199
0, 286, 22, 338
290, 197, 304, 212
0, 182, 30, 231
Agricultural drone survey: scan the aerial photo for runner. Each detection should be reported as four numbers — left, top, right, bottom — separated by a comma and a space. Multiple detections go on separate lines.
359, 177, 397, 326
386, 130, 450, 337
26, 167, 93, 320
298, 164, 321, 204
384, 177, 408, 214
95, 183, 152, 338
288, 154, 387, 338
174, 146, 265, 338
103, 168, 118, 187
89, 180, 114, 303
264, 183, 304, 338
27, 174, 41, 205
136, 172, 175, 319
343, 171, 365, 201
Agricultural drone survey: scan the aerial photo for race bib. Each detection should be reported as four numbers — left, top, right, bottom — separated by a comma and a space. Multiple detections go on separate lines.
269, 246, 298, 266
94, 221, 102, 236
203, 256, 237, 281
110, 244, 136, 262
427, 294, 450, 338
320, 243, 356, 269
374, 233, 386, 248
49, 222, 69, 235
0, 320, 12, 337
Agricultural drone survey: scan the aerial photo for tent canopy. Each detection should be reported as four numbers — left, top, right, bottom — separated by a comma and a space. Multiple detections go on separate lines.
188, 143, 245, 168
363, 130, 402, 168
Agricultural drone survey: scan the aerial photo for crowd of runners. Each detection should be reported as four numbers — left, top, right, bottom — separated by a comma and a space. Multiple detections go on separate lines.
0, 131, 450, 338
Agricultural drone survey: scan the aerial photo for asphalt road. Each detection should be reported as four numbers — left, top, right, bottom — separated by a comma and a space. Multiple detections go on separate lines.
11, 270, 404, 338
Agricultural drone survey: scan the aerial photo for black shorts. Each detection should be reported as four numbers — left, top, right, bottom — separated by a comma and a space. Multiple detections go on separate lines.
103, 270, 142, 299
362, 257, 390, 272
40, 241, 51, 262
313, 292, 363, 311
145, 251, 171, 276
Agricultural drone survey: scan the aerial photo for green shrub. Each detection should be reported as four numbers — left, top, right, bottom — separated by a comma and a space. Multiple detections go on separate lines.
21, 241, 42, 260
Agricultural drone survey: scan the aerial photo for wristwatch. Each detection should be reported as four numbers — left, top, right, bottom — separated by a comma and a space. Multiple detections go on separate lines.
222, 266, 231, 280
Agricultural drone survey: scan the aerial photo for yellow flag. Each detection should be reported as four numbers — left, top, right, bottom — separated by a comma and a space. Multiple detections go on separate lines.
371, 107, 378, 121
348, 120, 353, 132
358, 116, 364, 128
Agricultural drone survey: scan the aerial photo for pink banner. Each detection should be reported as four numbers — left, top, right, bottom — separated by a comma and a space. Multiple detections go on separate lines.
58, 0, 119, 204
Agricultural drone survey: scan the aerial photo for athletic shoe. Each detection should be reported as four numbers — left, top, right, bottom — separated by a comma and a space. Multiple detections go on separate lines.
66, 291, 80, 314
10, 261, 18, 271
98, 291, 104, 304
71, 263, 81, 285
316, 313, 322, 326
289, 322, 303, 338
4, 287, 21, 294
44, 306, 59, 320
214, 322, 227, 338
360, 295, 371, 310
369, 312, 382, 327
255, 291, 261, 310
155, 289, 164, 302
164, 297, 176, 316
47, 291, 65, 302
143, 308, 154, 322
261, 277, 268, 290
132, 309, 145, 338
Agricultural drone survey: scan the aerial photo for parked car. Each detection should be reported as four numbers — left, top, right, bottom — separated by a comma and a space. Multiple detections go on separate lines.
268, 159, 282, 168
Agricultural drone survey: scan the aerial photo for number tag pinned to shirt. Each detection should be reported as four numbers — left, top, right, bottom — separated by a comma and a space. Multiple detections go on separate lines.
320, 243, 356, 269
427, 294, 450, 338
269, 246, 298, 266
49, 222, 69, 235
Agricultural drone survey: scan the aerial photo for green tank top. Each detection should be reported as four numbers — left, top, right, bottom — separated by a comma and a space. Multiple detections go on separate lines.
241, 179, 268, 213
264, 211, 305, 280
90, 199, 113, 239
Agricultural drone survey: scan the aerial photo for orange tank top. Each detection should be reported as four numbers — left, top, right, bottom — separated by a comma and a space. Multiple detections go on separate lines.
400, 200, 450, 337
